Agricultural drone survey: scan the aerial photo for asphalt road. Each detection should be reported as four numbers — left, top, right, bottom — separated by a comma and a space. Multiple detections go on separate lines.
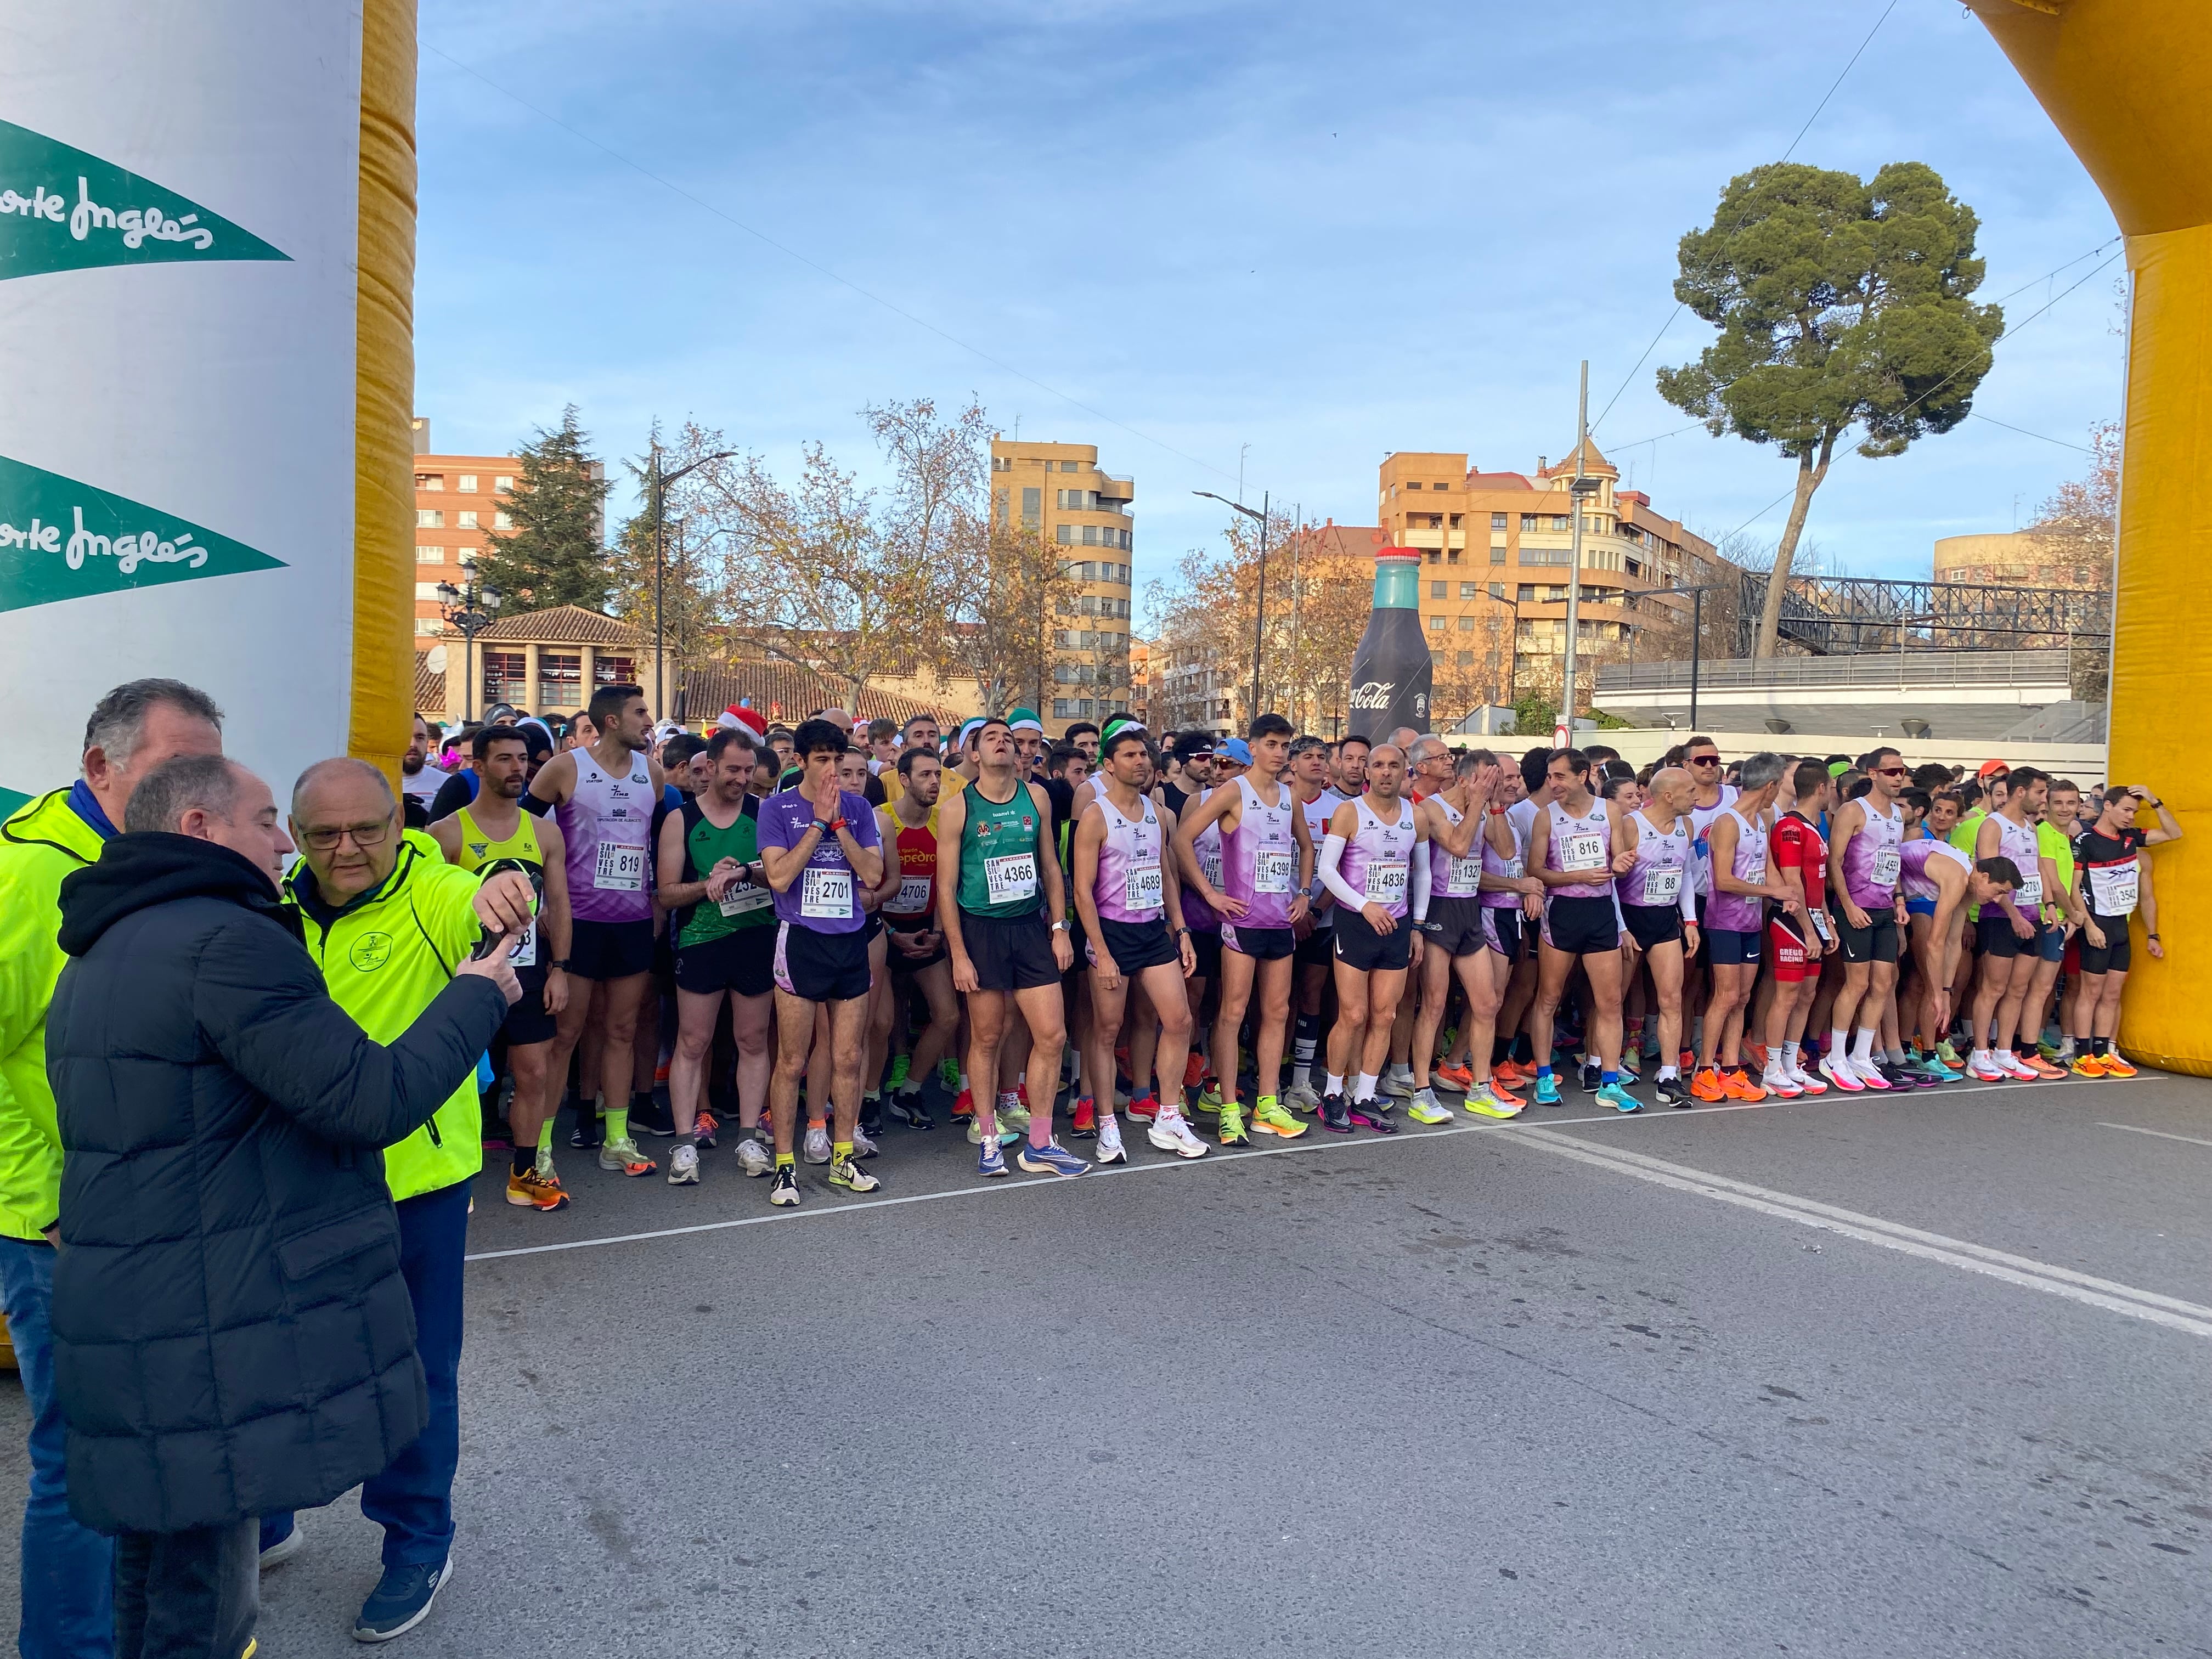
5, 1068, 2208, 1657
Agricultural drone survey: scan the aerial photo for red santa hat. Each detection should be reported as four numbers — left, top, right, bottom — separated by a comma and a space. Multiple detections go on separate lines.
718, 703, 768, 741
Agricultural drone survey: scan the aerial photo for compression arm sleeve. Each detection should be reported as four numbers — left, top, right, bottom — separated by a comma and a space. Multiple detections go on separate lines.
521, 794, 554, 818
1319, 834, 1366, 913
1680, 868, 1697, 922
1411, 850, 1432, 922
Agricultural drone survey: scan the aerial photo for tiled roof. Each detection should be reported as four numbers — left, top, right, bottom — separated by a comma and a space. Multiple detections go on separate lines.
1540, 438, 1616, 478
669, 662, 951, 728
476, 604, 642, 645
413, 660, 446, 714
1286, 522, 1385, 558
1465, 470, 1537, 490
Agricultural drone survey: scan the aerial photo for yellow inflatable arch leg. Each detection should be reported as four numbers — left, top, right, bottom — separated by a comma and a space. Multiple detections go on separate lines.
1969, 0, 2212, 1074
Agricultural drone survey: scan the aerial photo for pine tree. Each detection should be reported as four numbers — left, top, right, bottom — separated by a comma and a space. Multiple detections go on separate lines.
477, 406, 613, 612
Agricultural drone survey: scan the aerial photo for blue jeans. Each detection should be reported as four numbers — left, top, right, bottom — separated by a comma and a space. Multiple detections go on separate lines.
263, 1178, 470, 1570
1, 1235, 115, 1659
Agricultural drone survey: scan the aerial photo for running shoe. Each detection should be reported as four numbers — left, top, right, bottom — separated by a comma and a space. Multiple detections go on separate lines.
978, 1138, 1009, 1177
1690, 1068, 1728, 1104
2068, 1052, 2109, 1079
1125, 1092, 1159, 1122
803, 1125, 832, 1164
1434, 1062, 1476, 1093
1654, 1074, 1692, 1110
1284, 1080, 1323, 1114
667, 1144, 700, 1186
630, 1094, 677, 1138
1900, 1060, 1943, 1090
1678, 1048, 1697, 1073
966, 1118, 1020, 1146
1615, 1052, 1641, 1084
505, 1169, 571, 1211
998, 1093, 1032, 1133
1965, 1053, 2010, 1082
1722, 1069, 1767, 1103
1348, 1098, 1399, 1134
1096, 1114, 1127, 1164
1217, 1103, 1251, 1146
859, 1097, 884, 1138
887, 1055, 911, 1091
568, 1101, 602, 1150
2036, 1041, 2065, 1065
828, 1156, 880, 1193
951, 1086, 976, 1119
1934, 1039, 1964, 1070
2021, 1053, 2068, 1081
850, 1127, 880, 1159
598, 1138, 656, 1177
1493, 1060, 1530, 1090
1406, 1090, 1453, 1125
940, 1058, 962, 1088
1995, 1052, 2040, 1082
1148, 1110, 1210, 1157
1016, 1139, 1089, 1177
1195, 1081, 1223, 1115
1787, 1063, 1827, 1096
1595, 1082, 1641, 1114
1462, 1084, 1525, 1120
1070, 1097, 1098, 1139
2101, 1050, 2138, 1079
1318, 1094, 1354, 1133
734, 1137, 772, 1177
1741, 1040, 1768, 1071
1762, 1069, 1803, 1101
887, 1091, 935, 1130
1579, 1063, 1602, 1094
693, 1109, 719, 1149
1184, 1052, 1206, 1091
1910, 1052, 1960, 1083
1848, 1059, 1891, 1091
769, 1165, 801, 1206
1383, 1069, 1417, 1099
1533, 1073, 1562, 1107
1816, 1055, 1865, 1094
1252, 1098, 1308, 1138
1874, 1060, 1916, 1091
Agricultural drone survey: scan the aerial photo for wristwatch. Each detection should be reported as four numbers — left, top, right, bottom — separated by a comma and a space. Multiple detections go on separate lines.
549, 957, 571, 970
1049, 919, 1069, 932
810, 818, 831, 834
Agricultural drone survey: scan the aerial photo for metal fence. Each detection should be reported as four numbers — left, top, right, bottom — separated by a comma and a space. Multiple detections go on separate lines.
1598, 648, 2076, 693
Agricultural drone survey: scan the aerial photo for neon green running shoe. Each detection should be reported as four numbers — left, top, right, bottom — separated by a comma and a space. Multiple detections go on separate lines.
1934, 1039, 1962, 1070
1462, 1083, 1526, 1121
887, 1055, 911, 1091
1406, 1089, 1453, 1125
1195, 1081, 1223, 1115
1251, 1098, 1308, 1139
940, 1058, 962, 1088
1216, 1102, 1250, 1146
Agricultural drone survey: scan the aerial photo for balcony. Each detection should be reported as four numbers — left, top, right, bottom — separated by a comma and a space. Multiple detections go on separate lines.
1097, 474, 1135, 502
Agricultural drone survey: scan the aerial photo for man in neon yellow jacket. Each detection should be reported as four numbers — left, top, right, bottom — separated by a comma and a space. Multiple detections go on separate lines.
262, 757, 534, 1644
0, 679, 223, 1659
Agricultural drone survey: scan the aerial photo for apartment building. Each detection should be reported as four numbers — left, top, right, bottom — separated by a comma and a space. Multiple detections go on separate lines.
411, 416, 522, 653
989, 436, 1134, 733
1376, 442, 1725, 708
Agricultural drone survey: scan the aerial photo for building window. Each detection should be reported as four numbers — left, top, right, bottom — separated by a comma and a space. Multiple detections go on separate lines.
494, 510, 513, 530
595, 654, 637, 686
1457, 651, 1475, 667
456, 511, 477, 529
484, 651, 527, 702
1427, 616, 1445, 631
415, 474, 443, 491
1060, 460, 1080, 472
494, 475, 514, 492
1448, 515, 1463, 529
992, 456, 1011, 473
1426, 550, 1441, 565
1022, 488, 1040, 528
1406, 481, 1422, 490
1553, 515, 1570, 531
413, 618, 445, 636
1491, 513, 1508, 529
416, 509, 443, 528
458, 474, 477, 492
1447, 549, 1460, 564
1490, 545, 1506, 565
416, 546, 443, 563
1489, 583, 1505, 600
1459, 582, 1477, 599
1056, 524, 1073, 545
1457, 616, 1475, 631
1516, 584, 1536, 602
1430, 581, 1446, 599
538, 653, 581, 709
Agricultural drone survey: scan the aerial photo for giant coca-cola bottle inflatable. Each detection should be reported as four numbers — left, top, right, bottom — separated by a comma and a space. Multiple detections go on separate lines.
1345, 546, 1432, 738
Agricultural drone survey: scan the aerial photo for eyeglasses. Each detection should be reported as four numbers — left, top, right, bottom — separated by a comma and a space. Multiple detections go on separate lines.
1688, 755, 1720, 767
302, 821, 391, 853
1875, 765, 1908, 778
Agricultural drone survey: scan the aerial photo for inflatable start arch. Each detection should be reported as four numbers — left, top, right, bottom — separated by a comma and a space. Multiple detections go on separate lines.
1968, 0, 2212, 1074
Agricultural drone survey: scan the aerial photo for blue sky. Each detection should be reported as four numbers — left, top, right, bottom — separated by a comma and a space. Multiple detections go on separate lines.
414, 0, 2124, 619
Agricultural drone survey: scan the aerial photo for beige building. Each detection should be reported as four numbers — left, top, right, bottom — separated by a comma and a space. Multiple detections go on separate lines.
990, 437, 1133, 734
1934, 531, 2069, 586
1376, 442, 1728, 712
410, 417, 529, 652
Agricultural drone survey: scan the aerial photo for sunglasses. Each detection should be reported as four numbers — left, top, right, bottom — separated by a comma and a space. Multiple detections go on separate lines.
1688, 755, 1720, 767
1875, 765, 1908, 778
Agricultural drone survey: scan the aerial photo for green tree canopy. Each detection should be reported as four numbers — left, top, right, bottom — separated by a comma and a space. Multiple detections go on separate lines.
1657, 161, 2004, 657
477, 405, 614, 612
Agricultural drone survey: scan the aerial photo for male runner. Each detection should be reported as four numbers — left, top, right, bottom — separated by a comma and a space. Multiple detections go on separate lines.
402, 714, 442, 810
757, 720, 886, 1203
1316, 743, 1429, 1132
1284, 735, 1344, 1109
1175, 713, 1314, 1143
877, 746, 959, 1127
1821, 745, 1912, 1092
1408, 749, 1519, 1121
531, 683, 665, 1176
654, 728, 777, 1184
1900, 833, 2005, 1075
937, 718, 1085, 1177
1331, 735, 1370, 800
1616, 765, 1702, 1108
2071, 785, 2179, 1076
1967, 768, 2052, 1082
1071, 728, 1208, 1159
2022, 780, 2090, 1077
430, 727, 574, 1208
1525, 749, 1640, 1113
1694, 752, 1796, 1103
1759, 760, 1836, 1099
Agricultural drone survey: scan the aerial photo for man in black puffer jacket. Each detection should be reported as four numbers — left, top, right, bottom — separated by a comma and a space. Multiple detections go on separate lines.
44, 755, 520, 1659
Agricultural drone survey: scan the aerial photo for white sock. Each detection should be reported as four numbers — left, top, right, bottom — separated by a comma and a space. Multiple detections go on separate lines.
1783, 1041, 1800, 1070
1657, 1065, 1679, 1080
1324, 1073, 1345, 1097
1829, 1029, 1848, 1062
957, 1070, 969, 1092
1386, 1061, 1412, 1082
1290, 1063, 1311, 1090
1353, 1073, 1378, 1102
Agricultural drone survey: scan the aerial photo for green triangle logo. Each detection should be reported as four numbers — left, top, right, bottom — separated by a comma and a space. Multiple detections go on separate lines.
0, 454, 286, 613
0, 118, 289, 279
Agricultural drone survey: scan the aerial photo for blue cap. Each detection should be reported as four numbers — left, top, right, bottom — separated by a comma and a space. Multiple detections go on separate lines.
1219, 738, 1253, 765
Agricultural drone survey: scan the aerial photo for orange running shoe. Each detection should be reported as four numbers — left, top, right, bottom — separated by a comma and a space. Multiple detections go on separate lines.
1184, 1052, 1206, 1090
1690, 1067, 1728, 1103
1723, 1068, 1768, 1102
505, 1169, 572, 1211
2068, 1052, 2108, 1078
1494, 1059, 1528, 1088
2100, 1051, 2138, 1079
952, 1087, 976, 1118
1486, 1070, 1526, 1100
2022, 1054, 2067, 1081
1678, 1048, 1697, 1073
1435, 1062, 1476, 1092
1742, 1040, 1769, 1071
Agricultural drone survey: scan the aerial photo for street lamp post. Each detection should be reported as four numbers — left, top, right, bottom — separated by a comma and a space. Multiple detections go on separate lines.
1634, 581, 1728, 732
651, 444, 737, 717
436, 557, 502, 723
1193, 488, 1269, 725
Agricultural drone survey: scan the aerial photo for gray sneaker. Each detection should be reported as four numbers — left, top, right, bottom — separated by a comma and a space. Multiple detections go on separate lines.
733, 1137, 772, 1177
803, 1125, 832, 1164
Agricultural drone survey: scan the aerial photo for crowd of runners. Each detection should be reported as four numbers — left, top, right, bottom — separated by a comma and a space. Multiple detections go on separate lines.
399, 690, 2180, 1215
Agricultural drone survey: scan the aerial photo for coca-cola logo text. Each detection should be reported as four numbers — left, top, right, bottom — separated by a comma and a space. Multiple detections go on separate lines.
1348, 680, 1393, 709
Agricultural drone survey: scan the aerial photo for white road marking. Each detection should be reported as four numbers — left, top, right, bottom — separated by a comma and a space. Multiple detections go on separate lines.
2099, 1121, 2212, 1150
1506, 1127, 2212, 1341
